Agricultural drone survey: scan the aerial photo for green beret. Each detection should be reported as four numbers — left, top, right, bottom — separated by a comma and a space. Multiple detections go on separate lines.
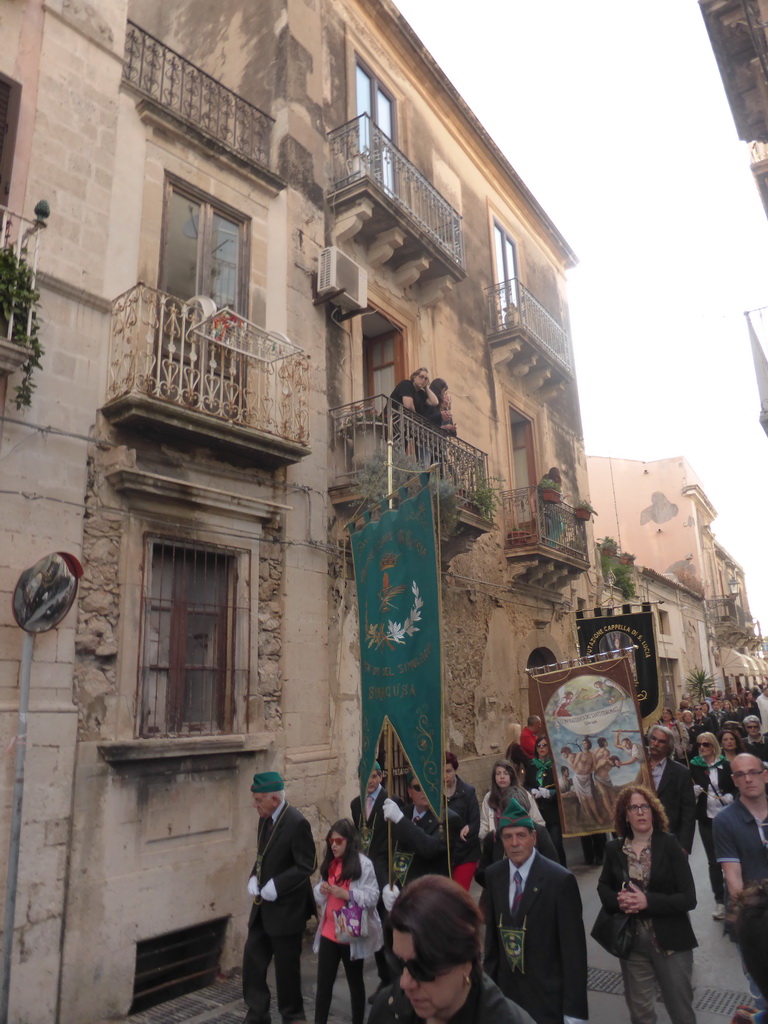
251, 771, 284, 793
499, 797, 534, 832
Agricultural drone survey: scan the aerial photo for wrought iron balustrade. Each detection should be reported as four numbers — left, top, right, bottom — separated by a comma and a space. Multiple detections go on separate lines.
486, 278, 572, 373
328, 115, 464, 269
106, 284, 309, 445
502, 486, 588, 562
123, 22, 273, 168
330, 395, 487, 501
707, 596, 746, 628
0, 205, 44, 345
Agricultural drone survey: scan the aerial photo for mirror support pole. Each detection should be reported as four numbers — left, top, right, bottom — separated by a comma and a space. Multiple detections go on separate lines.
1, 630, 34, 1023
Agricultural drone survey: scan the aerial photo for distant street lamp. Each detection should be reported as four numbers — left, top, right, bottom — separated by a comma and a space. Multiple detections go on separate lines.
728, 575, 739, 596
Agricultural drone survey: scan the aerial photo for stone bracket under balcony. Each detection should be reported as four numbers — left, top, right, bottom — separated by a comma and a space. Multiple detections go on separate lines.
328, 115, 466, 288
486, 280, 574, 394
0, 338, 29, 376
102, 392, 310, 468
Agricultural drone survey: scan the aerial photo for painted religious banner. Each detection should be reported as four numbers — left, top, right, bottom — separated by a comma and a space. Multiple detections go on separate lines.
349, 476, 443, 815
531, 653, 651, 838
575, 609, 661, 723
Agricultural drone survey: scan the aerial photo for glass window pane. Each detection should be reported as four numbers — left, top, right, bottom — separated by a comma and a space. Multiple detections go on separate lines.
209, 213, 239, 309
356, 65, 372, 117
376, 90, 393, 139
164, 193, 200, 301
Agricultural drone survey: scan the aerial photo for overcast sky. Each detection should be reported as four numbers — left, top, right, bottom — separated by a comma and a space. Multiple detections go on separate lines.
394, 0, 768, 633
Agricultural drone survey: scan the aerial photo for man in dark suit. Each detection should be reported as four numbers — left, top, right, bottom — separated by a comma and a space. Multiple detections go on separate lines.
382, 773, 460, 885
350, 762, 390, 999
484, 800, 589, 1024
242, 771, 316, 1024
648, 725, 696, 853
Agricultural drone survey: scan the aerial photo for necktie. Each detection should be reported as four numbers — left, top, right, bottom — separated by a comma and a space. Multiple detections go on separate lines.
511, 870, 523, 915
259, 815, 274, 851
366, 795, 374, 820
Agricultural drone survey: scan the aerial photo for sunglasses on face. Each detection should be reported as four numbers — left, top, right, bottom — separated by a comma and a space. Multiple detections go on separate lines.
389, 953, 438, 984
698, 742, 712, 748
410, 782, 422, 792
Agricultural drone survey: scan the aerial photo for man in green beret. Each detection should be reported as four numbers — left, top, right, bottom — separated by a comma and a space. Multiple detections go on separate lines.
242, 771, 316, 1024
483, 798, 589, 1024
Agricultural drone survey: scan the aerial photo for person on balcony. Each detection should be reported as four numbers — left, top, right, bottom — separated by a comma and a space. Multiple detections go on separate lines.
426, 378, 457, 437
390, 368, 439, 421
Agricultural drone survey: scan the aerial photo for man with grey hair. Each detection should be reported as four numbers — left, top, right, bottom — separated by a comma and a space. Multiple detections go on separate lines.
647, 723, 696, 853
742, 715, 768, 763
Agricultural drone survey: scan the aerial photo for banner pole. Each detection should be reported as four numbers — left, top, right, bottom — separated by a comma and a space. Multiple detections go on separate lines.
386, 717, 394, 888
387, 435, 394, 510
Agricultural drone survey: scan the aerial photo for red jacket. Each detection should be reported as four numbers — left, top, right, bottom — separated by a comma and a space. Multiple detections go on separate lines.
520, 726, 538, 758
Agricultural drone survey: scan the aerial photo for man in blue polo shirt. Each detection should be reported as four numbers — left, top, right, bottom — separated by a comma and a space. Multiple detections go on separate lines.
714, 752, 768, 1011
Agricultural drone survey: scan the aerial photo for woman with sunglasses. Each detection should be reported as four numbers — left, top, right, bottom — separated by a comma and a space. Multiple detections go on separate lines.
689, 731, 736, 921
368, 875, 535, 1024
312, 819, 383, 1024
596, 785, 698, 1024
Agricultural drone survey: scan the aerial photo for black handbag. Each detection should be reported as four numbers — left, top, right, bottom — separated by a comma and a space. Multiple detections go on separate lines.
591, 906, 636, 959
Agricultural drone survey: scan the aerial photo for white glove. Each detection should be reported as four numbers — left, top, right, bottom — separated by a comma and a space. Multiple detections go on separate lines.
247, 876, 260, 898
382, 884, 400, 911
692, 784, 703, 798
722, 793, 734, 804
383, 798, 404, 824
260, 879, 277, 902
536, 788, 552, 800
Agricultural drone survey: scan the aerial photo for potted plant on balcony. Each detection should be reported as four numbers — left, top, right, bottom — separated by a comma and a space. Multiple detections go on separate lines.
0, 244, 43, 409
537, 476, 562, 503
600, 536, 618, 557
573, 499, 597, 521
618, 551, 636, 566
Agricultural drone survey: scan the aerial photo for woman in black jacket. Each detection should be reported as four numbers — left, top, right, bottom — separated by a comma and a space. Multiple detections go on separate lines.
689, 730, 736, 920
368, 876, 535, 1024
525, 735, 566, 865
443, 752, 480, 891
597, 785, 697, 1024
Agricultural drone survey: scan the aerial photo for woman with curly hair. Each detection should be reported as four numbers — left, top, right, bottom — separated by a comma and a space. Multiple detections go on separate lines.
597, 785, 698, 1024
719, 726, 746, 764
312, 818, 383, 1024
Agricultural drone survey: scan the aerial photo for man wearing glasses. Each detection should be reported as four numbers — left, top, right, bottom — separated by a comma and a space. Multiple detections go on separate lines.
743, 716, 768, 764
381, 774, 460, 888
714, 752, 768, 1010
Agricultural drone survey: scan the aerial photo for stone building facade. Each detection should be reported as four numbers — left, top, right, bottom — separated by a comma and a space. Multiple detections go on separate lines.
0, 2, 593, 1020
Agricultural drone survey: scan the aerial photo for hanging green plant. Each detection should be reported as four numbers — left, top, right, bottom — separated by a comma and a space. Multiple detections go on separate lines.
0, 246, 43, 409
468, 473, 505, 523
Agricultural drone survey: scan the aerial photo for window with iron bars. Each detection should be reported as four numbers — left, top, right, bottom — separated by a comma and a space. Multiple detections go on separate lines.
140, 540, 247, 737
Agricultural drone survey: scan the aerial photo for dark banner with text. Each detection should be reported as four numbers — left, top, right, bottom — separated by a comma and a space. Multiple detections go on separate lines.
349, 478, 443, 815
576, 610, 660, 722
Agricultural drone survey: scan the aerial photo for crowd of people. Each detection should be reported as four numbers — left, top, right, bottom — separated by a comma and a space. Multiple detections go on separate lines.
241, 685, 768, 1024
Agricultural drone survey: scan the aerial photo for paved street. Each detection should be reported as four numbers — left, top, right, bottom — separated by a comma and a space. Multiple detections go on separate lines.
117, 834, 751, 1024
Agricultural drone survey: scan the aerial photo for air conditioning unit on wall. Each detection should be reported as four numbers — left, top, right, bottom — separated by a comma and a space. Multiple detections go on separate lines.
317, 246, 368, 311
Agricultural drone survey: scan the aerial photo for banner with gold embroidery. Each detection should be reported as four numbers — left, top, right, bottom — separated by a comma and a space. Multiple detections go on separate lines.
349, 476, 442, 815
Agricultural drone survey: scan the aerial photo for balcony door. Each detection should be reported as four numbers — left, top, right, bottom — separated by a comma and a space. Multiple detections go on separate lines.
510, 408, 536, 489
363, 310, 404, 408
493, 222, 518, 325
356, 61, 396, 195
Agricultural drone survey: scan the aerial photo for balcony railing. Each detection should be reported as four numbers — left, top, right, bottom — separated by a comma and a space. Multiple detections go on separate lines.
0, 205, 44, 345
707, 596, 746, 629
486, 278, 572, 373
106, 284, 309, 446
330, 395, 487, 501
502, 486, 588, 562
328, 114, 464, 270
123, 21, 274, 168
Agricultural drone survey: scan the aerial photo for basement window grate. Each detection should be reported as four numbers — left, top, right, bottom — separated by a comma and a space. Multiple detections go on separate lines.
130, 916, 229, 1015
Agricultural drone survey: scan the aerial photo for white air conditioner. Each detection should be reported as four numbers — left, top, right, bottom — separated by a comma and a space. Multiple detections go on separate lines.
317, 246, 368, 311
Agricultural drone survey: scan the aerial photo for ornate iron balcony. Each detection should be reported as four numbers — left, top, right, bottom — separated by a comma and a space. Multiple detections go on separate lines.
123, 21, 274, 168
328, 114, 465, 270
330, 395, 487, 502
502, 486, 588, 563
105, 285, 310, 456
486, 278, 573, 374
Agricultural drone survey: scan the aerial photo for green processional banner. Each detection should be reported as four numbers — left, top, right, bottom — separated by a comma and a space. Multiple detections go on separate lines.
349, 478, 443, 815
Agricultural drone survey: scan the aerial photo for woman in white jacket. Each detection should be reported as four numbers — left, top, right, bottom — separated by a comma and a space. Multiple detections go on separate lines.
313, 818, 383, 1024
